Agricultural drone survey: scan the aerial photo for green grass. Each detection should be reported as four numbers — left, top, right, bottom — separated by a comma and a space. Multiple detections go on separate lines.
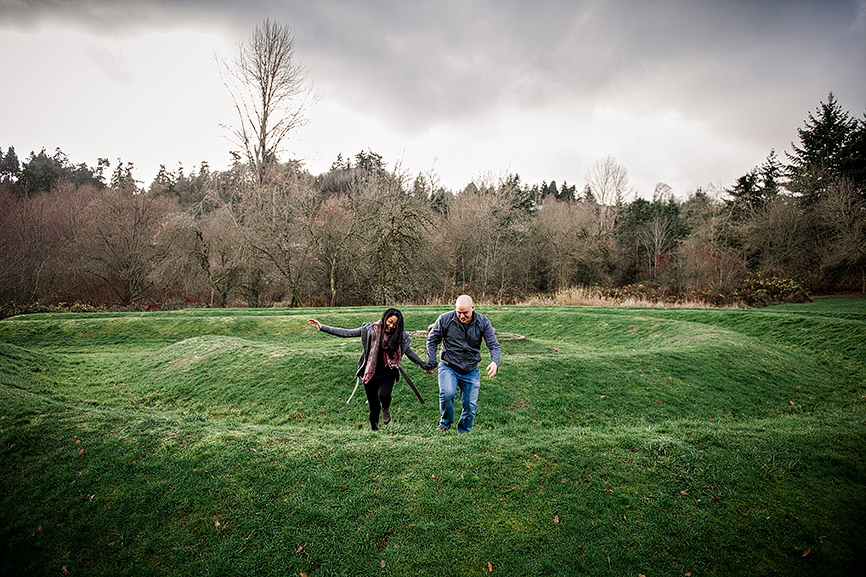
1, 298, 865, 576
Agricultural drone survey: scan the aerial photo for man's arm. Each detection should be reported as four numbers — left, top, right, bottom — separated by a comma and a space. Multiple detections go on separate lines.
482, 317, 501, 378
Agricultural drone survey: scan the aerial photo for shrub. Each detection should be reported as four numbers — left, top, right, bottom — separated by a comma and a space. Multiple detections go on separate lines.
733, 272, 812, 307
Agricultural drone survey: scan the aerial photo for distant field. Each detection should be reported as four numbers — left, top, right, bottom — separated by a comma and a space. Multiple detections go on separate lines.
1, 297, 864, 576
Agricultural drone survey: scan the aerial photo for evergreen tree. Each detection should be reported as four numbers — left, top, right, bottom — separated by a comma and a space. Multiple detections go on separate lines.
110, 159, 138, 194
330, 153, 350, 171
759, 149, 783, 195
557, 181, 576, 202
841, 112, 866, 190
18, 148, 68, 196
0, 146, 20, 182
728, 150, 781, 216
354, 150, 385, 175
786, 92, 856, 204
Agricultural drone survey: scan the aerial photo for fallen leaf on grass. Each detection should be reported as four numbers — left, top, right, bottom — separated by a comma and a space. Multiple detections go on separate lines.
488, 561, 493, 572
61, 567, 69, 575
300, 573, 308, 577
802, 548, 810, 557
79, 449, 84, 456
554, 516, 559, 524
214, 520, 221, 528
296, 546, 303, 553
381, 560, 386, 568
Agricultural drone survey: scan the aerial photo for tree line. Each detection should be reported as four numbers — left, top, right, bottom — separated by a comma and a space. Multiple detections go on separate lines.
1, 91, 864, 312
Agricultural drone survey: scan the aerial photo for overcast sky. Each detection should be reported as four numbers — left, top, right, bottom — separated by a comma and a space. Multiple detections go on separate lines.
1, 0, 864, 198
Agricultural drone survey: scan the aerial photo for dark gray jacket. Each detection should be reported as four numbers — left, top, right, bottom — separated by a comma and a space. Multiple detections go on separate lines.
318, 322, 428, 380
425, 310, 501, 375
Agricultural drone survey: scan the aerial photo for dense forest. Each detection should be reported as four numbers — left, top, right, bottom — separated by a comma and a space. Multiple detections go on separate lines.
1, 92, 864, 314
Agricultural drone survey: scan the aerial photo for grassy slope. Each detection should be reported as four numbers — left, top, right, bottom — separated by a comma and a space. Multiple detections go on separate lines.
1, 298, 864, 576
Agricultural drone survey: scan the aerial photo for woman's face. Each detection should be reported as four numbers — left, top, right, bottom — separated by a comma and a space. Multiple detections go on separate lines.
384, 315, 399, 333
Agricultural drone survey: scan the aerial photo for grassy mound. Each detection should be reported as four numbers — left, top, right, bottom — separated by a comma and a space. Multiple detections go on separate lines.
1, 299, 864, 576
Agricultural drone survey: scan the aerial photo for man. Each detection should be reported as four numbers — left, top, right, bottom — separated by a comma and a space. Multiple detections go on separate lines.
425, 295, 501, 433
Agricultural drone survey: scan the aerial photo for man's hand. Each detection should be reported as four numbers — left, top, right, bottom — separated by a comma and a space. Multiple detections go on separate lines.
486, 362, 498, 379
308, 319, 322, 330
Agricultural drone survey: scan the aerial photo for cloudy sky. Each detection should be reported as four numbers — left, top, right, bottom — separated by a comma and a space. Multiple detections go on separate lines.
1, 0, 864, 198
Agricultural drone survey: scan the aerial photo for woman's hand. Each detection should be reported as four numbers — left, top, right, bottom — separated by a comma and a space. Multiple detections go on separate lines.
308, 319, 322, 330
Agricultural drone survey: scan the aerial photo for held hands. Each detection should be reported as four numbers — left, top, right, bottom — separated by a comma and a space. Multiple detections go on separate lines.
422, 362, 497, 377
308, 319, 322, 330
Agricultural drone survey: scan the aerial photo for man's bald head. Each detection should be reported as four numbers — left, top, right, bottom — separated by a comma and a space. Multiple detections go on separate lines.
455, 294, 474, 324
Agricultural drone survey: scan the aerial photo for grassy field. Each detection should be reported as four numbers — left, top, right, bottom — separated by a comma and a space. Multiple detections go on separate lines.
1, 296, 864, 576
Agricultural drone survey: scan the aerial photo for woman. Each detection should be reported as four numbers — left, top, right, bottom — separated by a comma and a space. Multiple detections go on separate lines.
309, 308, 428, 430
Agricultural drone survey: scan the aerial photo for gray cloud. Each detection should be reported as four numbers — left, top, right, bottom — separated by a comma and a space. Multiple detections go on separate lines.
272, 0, 866, 143
2, 0, 864, 192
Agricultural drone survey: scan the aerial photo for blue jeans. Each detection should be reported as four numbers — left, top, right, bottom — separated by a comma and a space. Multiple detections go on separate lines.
438, 364, 480, 433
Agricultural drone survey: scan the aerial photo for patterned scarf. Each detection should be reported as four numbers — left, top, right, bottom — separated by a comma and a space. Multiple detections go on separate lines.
362, 321, 403, 384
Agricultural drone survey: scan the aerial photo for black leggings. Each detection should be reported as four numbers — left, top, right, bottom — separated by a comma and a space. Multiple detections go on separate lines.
364, 370, 397, 430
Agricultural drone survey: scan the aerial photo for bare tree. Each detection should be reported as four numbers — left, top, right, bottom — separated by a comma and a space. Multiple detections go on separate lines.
0, 182, 111, 305
237, 161, 313, 307
815, 179, 866, 291
442, 174, 535, 300
76, 188, 172, 305
306, 194, 364, 307
673, 186, 746, 293
538, 198, 602, 289
744, 194, 814, 278
222, 19, 313, 184
354, 168, 433, 305
640, 213, 678, 278
585, 155, 632, 235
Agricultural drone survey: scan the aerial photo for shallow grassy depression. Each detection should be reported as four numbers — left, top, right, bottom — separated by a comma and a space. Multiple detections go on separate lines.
1, 298, 865, 576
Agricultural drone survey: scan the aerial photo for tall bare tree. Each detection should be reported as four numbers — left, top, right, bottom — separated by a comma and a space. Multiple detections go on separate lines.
585, 155, 632, 235
222, 19, 313, 184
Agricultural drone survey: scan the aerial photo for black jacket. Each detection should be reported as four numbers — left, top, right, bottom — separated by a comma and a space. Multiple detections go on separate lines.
425, 310, 501, 374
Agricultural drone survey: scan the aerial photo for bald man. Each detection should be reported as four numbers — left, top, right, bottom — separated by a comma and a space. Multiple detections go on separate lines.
425, 295, 501, 433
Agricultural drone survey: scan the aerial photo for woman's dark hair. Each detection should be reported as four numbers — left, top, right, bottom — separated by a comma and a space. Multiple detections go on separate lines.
379, 308, 404, 353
